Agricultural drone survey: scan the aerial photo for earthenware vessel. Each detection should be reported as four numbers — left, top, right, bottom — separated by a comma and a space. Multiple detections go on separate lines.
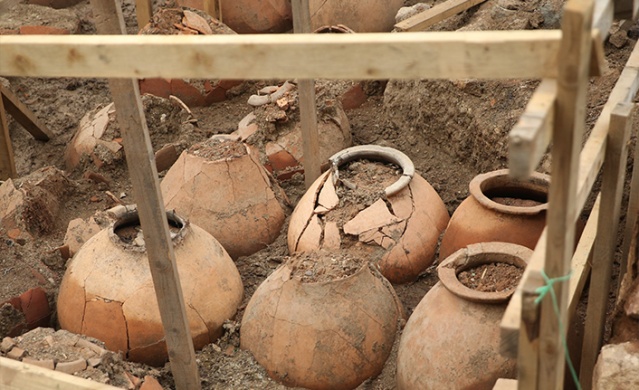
57, 208, 243, 366
241, 251, 403, 390
161, 139, 288, 259
288, 145, 449, 283
309, 0, 404, 32
440, 169, 549, 259
397, 242, 532, 389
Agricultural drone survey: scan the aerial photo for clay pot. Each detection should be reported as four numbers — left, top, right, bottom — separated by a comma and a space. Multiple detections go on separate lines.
177, 0, 292, 33
161, 139, 288, 259
396, 242, 532, 389
440, 169, 550, 260
309, 0, 404, 32
57, 209, 243, 366
2, 287, 51, 337
241, 251, 403, 390
287, 145, 449, 283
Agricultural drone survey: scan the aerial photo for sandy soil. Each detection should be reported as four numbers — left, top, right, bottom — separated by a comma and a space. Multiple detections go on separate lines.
1, 0, 637, 389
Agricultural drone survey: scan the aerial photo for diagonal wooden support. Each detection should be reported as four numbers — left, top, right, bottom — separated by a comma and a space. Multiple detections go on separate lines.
292, 0, 321, 188
508, 79, 556, 179
0, 84, 53, 141
89, 1, 201, 389
579, 102, 636, 389
538, 0, 593, 388
393, 0, 487, 32
0, 90, 16, 180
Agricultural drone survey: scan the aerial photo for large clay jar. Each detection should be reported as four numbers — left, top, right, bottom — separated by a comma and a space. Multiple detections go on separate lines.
288, 145, 450, 283
161, 139, 288, 259
177, 0, 292, 33
57, 209, 243, 366
309, 0, 404, 32
241, 251, 403, 390
397, 242, 532, 389
440, 169, 549, 259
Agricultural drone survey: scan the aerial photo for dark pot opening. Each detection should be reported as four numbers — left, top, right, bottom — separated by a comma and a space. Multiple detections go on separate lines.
471, 169, 549, 215
110, 208, 188, 250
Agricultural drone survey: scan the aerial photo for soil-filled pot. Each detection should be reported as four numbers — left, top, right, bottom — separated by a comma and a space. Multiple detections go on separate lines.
396, 242, 532, 389
241, 251, 403, 390
161, 139, 288, 259
57, 209, 244, 366
288, 145, 449, 283
440, 169, 549, 259
309, 0, 404, 32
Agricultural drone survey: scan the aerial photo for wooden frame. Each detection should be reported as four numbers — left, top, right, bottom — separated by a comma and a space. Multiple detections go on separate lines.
394, 0, 488, 32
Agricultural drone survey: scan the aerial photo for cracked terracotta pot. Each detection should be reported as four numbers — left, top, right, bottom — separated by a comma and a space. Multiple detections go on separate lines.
439, 169, 550, 260
309, 0, 404, 32
397, 242, 532, 390
57, 209, 243, 366
287, 145, 449, 283
240, 250, 403, 390
161, 138, 288, 259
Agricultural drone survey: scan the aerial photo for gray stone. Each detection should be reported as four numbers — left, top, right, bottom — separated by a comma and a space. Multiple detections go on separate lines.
593, 341, 639, 390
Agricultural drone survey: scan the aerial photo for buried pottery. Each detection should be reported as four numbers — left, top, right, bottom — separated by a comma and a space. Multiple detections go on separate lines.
161, 139, 288, 259
287, 145, 449, 283
241, 250, 403, 390
309, 0, 404, 32
57, 209, 243, 366
440, 169, 550, 259
397, 242, 532, 390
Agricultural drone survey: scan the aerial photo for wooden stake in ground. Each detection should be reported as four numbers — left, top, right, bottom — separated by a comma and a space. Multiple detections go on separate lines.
134, 0, 152, 30
538, 0, 593, 389
0, 90, 17, 180
89, 1, 201, 390
291, 0, 321, 188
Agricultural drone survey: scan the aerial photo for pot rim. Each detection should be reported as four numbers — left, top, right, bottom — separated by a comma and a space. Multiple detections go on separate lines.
469, 169, 549, 216
328, 145, 415, 197
108, 205, 189, 252
437, 242, 532, 303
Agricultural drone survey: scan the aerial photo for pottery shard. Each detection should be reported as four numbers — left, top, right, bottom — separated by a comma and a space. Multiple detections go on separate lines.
7, 347, 25, 360
322, 221, 341, 250
63, 217, 101, 258
344, 199, 403, 236
140, 376, 164, 390
592, 341, 639, 390
1, 337, 15, 353
182, 10, 213, 34
55, 358, 87, 374
624, 279, 639, 319
317, 178, 339, 210
296, 214, 323, 252
23, 357, 55, 370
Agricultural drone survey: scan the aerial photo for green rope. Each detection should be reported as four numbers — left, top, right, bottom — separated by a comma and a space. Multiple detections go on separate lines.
534, 269, 582, 390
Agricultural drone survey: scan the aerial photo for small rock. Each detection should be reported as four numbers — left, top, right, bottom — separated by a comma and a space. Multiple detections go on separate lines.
87, 357, 102, 368
593, 341, 639, 389
7, 347, 25, 360
55, 357, 87, 374
609, 30, 628, 49
1, 337, 15, 353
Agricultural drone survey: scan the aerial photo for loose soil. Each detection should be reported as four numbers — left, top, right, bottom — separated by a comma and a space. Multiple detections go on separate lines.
491, 197, 545, 207
188, 138, 247, 161
289, 251, 364, 283
458, 263, 524, 293
1, 0, 637, 389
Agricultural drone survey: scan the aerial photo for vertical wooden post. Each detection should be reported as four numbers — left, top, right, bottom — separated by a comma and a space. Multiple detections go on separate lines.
537, 0, 593, 389
0, 94, 17, 180
579, 102, 635, 389
291, 0, 322, 189
203, 0, 220, 20
620, 108, 639, 286
134, 0, 152, 30
89, 1, 201, 389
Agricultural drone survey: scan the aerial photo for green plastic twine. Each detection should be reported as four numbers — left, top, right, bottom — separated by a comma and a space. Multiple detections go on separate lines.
534, 269, 582, 390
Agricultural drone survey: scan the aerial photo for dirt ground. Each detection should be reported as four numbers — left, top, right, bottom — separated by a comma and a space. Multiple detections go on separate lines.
1, 0, 638, 389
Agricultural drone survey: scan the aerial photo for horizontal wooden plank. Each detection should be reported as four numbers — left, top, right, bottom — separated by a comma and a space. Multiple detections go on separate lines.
0, 31, 564, 80
394, 0, 487, 32
0, 357, 121, 390
508, 79, 557, 179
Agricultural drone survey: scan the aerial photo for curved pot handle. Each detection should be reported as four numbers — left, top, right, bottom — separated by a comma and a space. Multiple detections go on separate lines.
328, 145, 415, 197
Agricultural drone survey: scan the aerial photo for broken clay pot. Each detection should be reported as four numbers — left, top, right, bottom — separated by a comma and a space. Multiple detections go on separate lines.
439, 169, 550, 260
309, 0, 404, 32
2, 287, 51, 337
57, 209, 243, 366
396, 242, 532, 390
241, 251, 403, 390
288, 145, 449, 283
161, 139, 288, 259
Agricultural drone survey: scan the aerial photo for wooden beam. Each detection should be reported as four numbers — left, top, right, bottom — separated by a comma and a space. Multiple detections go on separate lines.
580, 102, 635, 389
0, 31, 568, 80
508, 79, 556, 179
292, 0, 321, 188
0, 88, 17, 180
593, 0, 614, 41
0, 84, 54, 141
620, 108, 639, 288
613, 0, 639, 19
203, 0, 220, 20
134, 0, 153, 30
500, 42, 639, 359
394, 0, 487, 32
89, 1, 201, 390
538, 1, 593, 387
0, 356, 120, 390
